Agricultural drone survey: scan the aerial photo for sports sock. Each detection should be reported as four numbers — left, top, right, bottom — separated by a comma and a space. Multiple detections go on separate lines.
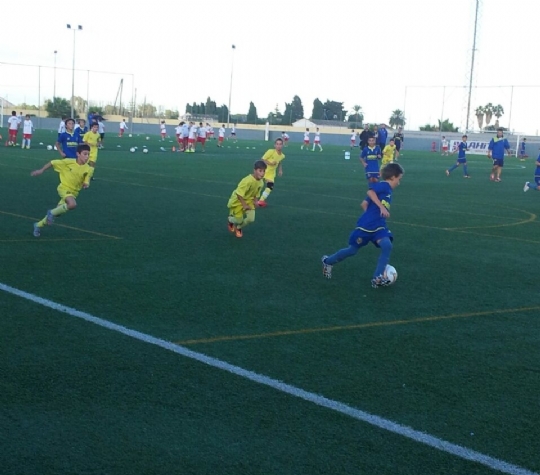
463, 165, 468, 175
51, 204, 69, 217
324, 245, 358, 265
260, 188, 272, 201
448, 164, 458, 173
36, 218, 47, 228
373, 237, 392, 277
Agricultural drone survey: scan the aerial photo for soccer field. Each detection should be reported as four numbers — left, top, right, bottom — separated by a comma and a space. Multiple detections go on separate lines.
1, 131, 539, 475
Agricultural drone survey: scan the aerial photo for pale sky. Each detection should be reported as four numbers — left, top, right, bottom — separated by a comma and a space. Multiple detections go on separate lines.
2, 0, 540, 134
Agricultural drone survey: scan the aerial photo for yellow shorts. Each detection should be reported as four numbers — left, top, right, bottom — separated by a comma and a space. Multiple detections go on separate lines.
381, 158, 393, 169
57, 184, 78, 205
89, 152, 98, 163
265, 170, 276, 183
229, 203, 254, 220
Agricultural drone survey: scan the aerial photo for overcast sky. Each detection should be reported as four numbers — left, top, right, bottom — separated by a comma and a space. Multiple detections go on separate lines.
1, 0, 540, 134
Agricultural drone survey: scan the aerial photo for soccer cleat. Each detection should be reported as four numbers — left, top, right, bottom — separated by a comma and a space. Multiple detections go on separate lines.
524, 182, 530, 192
235, 227, 243, 238
445, 170, 450, 176
228, 221, 235, 233
464, 175, 470, 178
257, 200, 267, 208
371, 275, 391, 288
33, 223, 40, 237
46, 210, 54, 226
495, 178, 501, 182
321, 255, 333, 279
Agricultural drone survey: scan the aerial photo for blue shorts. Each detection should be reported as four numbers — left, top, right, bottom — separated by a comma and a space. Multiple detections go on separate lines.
348, 227, 393, 248
457, 158, 467, 164
395, 142, 402, 151
492, 158, 504, 167
366, 171, 380, 180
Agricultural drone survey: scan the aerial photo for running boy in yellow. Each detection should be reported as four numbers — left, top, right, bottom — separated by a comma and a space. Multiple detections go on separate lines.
31, 144, 92, 237
257, 138, 285, 207
227, 160, 267, 238
381, 139, 396, 168
83, 122, 101, 178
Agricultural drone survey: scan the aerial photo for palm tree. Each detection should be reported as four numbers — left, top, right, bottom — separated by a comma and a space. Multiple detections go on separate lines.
493, 104, 504, 121
475, 106, 485, 130
484, 103, 494, 125
352, 105, 364, 123
389, 109, 406, 128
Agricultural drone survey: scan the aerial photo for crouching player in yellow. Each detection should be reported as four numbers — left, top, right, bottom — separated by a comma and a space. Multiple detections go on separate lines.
257, 138, 285, 207
381, 139, 396, 169
227, 160, 267, 238
31, 144, 92, 237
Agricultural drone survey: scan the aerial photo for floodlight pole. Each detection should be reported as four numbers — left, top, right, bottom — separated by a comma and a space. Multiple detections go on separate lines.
227, 44, 235, 127
67, 24, 83, 119
465, 0, 480, 133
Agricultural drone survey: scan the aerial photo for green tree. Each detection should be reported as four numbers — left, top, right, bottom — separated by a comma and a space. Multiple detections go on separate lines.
291, 95, 304, 121
311, 98, 324, 120
493, 104, 504, 127
45, 97, 71, 118
185, 103, 192, 114
322, 100, 345, 121
348, 105, 364, 125
475, 106, 485, 130
484, 103, 494, 125
247, 101, 258, 124
165, 109, 179, 119
217, 104, 229, 123
389, 109, 406, 128
73, 96, 87, 115
438, 119, 458, 132
138, 102, 157, 118
17, 103, 39, 111
283, 102, 293, 125
205, 97, 217, 115
419, 124, 437, 131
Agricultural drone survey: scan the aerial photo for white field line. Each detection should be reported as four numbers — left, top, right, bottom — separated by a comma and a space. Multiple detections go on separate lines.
1, 281, 537, 475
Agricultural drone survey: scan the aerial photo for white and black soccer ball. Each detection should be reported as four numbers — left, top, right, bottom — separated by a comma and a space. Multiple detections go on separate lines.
46, 145, 53, 151
143, 148, 149, 154
128, 133, 133, 137
384, 265, 398, 284
130, 147, 136, 153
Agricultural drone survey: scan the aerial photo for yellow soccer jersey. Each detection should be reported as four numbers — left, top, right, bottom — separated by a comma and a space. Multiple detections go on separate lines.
83, 131, 100, 160
262, 149, 285, 173
51, 159, 92, 192
382, 144, 396, 164
227, 174, 264, 208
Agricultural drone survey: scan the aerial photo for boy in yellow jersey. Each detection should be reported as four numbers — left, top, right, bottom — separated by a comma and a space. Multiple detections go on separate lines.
31, 144, 92, 237
257, 138, 285, 207
227, 160, 267, 238
381, 139, 396, 169
83, 123, 101, 179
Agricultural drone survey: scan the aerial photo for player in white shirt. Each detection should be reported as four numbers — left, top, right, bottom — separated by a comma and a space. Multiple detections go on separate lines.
98, 119, 105, 148
160, 120, 167, 141
301, 128, 310, 150
441, 136, 449, 156
181, 122, 189, 151
350, 130, 357, 149
7, 111, 20, 146
174, 123, 183, 151
217, 124, 226, 147
119, 119, 128, 137
187, 122, 197, 152
21, 115, 34, 149
281, 132, 289, 147
206, 123, 214, 140
57, 116, 67, 142
313, 127, 323, 152
230, 125, 237, 143
196, 122, 207, 152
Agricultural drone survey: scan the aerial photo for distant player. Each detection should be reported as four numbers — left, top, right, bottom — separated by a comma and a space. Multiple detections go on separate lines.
381, 139, 396, 168
281, 132, 289, 146
227, 160, 267, 238
487, 128, 511, 182
257, 138, 285, 207
57, 115, 67, 141
359, 124, 373, 149
119, 119, 128, 137
160, 120, 167, 141
83, 123, 102, 179
175, 122, 183, 151
378, 124, 388, 150
445, 135, 470, 178
218, 124, 226, 147
55, 118, 80, 158
74, 119, 88, 141
301, 128, 310, 150
181, 121, 189, 151
519, 137, 527, 161
21, 115, 34, 149
97, 119, 105, 148
196, 122, 207, 152
230, 124, 237, 142
7, 111, 19, 146
350, 130, 356, 149
31, 144, 92, 238
313, 127, 323, 152
393, 127, 404, 160
187, 122, 197, 152
360, 136, 382, 183
523, 152, 540, 192
321, 162, 405, 288
441, 136, 449, 156
206, 123, 214, 140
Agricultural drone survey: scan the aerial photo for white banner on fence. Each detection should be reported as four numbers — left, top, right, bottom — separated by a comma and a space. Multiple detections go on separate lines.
450, 140, 490, 155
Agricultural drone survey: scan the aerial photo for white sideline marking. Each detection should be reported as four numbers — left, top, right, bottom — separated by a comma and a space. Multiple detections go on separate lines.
1, 281, 537, 475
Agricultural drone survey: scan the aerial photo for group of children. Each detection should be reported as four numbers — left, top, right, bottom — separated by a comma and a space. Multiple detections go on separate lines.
4, 111, 35, 149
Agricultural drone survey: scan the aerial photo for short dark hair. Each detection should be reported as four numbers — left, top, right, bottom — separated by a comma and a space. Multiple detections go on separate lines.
254, 160, 267, 170
275, 138, 283, 144
77, 144, 90, 153
381, 162, 404, 180
497, 128, 504, 132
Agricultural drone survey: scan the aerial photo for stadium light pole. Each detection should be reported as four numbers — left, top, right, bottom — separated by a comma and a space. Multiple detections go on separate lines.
67, 24, 83, 119
227, 44, 236, 127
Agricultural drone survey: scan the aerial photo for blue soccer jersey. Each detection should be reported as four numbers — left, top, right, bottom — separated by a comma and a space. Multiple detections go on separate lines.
535, 155, 540, 178
356, 181, 392, 232
458, 142, 468, 160
521, 141, 526, 153
488, 137, 510, 159
361, 145, 381, 177
58, 130, 81, 158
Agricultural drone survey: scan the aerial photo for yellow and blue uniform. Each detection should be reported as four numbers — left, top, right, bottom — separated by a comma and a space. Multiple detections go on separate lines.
51, 159, 92, 204
83, 131, 100, 163
58, 130, 81, 158
457, 141, 468, 163
488, 136, 510, 166
228, 174, 264, 220
381, 144, 396, 167
361, 145, 381, 180
261, 149, 285, 182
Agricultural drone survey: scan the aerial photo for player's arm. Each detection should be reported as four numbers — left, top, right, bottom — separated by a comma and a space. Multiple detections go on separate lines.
366, 189, 390, 217
31, 161, 53, 176
361, 200, 368, 212
55, 140, 66, 158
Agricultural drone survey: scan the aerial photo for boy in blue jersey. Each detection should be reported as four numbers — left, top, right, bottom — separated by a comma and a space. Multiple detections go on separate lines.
75, 119, 88, 140
523, 153, 540, 192
445, 135, 470, 178
361, 136, 382, 183
487, 128, 511, 182
321, 162, 404, 288
55, 118, 81, 159
519, 138, 527, 161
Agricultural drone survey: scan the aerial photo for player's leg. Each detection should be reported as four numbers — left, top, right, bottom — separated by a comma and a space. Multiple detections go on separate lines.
496, 162, 503, 181
462, 161, 469, 177
258, 179, 274, 205
236, 209, 255, 230
490, 163, 498, 181
372, 236, 393, 287
446, 161, 459, 175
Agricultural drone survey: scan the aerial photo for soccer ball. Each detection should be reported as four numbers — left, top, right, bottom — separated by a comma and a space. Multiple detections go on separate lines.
46, 145, 53, 151
143, 148, 149, 154
128, 133, 132, 137
146, 136, 150, 140
384, 265, 398, 284
130, 147, 136, 153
